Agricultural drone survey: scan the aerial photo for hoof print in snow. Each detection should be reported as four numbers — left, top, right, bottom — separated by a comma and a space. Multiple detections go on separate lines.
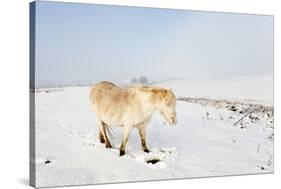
206, 112, 210, 120
146, 158, 161, 164
229, 106, 237, 112
160, 149, 172, 154
83, 142, 95, 146
45, 160, 51, 164
268, 133, 274, 141
257, 165, 266, 170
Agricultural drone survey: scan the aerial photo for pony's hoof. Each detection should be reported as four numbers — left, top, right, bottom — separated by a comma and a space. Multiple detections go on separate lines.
100, 140, 105, 144
120, 150, 125, 156
106, 144, 112, 148
144, 149, 150, 153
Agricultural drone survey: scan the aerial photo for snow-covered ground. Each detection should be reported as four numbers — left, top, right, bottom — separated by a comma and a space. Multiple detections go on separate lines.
155, 75, 273, 105
34, 76, 273, 188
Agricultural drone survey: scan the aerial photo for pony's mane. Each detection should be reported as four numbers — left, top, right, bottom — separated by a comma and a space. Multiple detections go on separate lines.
138, 85, 166, 92
138, 86, 176, 106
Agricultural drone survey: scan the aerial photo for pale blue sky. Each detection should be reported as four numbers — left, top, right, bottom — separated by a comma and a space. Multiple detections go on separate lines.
34, 1, 273, 88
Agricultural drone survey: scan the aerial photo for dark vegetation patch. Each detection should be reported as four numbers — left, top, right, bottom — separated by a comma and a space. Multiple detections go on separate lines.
177, 96, 274, 131
177, 97, 273, 115
146, 158, 161, 164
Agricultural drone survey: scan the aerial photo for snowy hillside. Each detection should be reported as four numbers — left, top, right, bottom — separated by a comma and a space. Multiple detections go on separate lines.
34, 77, 273, 188
155, 75, 273, 105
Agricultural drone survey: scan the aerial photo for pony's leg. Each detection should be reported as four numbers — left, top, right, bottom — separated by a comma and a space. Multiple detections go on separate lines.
98, 120, 112, 148
102, 122, 112, 148
137, 125, 149, 153
120, 126, 132, 156
99, 131, 105, 144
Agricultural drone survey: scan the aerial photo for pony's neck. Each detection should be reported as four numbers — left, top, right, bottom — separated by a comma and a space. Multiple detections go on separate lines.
137, 89, 159, 117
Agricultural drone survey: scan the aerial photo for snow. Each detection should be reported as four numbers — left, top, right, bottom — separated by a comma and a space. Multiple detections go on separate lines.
155, 75, 273, 105
34, 76, 273, 188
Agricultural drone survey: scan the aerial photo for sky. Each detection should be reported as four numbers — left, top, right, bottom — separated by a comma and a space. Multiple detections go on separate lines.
34, 1, 273, 88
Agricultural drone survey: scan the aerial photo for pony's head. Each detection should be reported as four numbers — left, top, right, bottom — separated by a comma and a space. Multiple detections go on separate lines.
151, 88, 177, 125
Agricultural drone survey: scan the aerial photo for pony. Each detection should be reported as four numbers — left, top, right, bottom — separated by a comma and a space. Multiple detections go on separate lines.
89, 81, 177, 156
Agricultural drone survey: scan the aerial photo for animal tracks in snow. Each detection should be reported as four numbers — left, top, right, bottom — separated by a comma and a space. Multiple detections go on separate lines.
81, 135, 178, 169
129, 147, 177, 169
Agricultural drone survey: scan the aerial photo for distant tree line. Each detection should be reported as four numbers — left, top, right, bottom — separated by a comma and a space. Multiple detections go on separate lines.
131, 76, 148, 84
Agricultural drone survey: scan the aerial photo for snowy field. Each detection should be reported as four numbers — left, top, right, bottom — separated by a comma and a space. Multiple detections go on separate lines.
34, 76, 273, 188
155, 75, 273, 105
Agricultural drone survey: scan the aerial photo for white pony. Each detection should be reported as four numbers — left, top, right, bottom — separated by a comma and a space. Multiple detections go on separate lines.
90, 81, 177, 156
